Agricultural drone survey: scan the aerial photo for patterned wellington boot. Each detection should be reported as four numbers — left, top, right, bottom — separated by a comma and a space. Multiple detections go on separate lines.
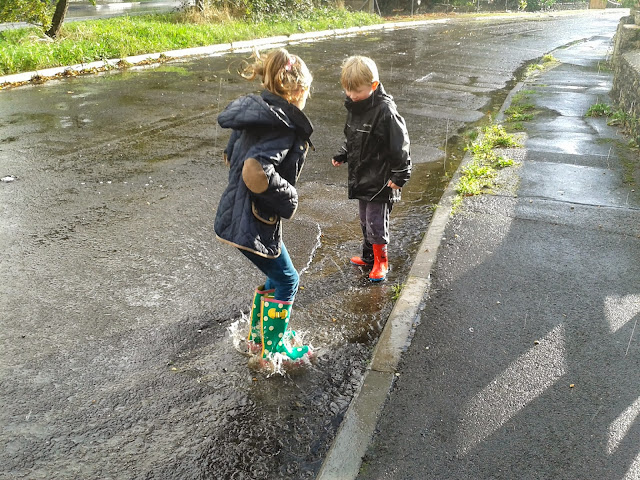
247, 285, 275, 354
260, 298, 310, 362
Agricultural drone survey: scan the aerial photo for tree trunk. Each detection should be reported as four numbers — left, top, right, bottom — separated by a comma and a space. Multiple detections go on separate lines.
46, 0, 70, 38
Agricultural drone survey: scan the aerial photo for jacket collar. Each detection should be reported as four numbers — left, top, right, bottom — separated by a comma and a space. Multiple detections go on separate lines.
344, 83, 390, 114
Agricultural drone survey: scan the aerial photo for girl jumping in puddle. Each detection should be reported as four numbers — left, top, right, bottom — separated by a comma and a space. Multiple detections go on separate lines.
214, 48, 314, 364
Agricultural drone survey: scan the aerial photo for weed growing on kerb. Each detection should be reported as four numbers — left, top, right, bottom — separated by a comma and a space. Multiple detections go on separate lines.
504, 90, 538, 129
525, 54, 559, 77
453, 124, 520, 210
391, 283, 404, 301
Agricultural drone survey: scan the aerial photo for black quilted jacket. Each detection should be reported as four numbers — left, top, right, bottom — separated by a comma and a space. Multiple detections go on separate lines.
214, 90, 313, 258
334, 83, 411, 203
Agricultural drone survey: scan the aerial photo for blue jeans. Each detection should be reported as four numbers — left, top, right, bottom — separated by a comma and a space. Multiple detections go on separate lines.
239, 243, 299, 302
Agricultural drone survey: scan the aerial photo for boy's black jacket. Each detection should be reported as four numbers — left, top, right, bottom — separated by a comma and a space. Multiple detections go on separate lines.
334, 83, 411, 203
214, 90, 313, 258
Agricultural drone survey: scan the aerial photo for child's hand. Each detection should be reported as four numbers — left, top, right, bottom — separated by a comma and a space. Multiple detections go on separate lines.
387, 180, 400, 190
331, 158, 343, 167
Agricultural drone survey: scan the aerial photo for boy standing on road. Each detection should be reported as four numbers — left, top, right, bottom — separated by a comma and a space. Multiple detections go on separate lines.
331, 56, 411, 282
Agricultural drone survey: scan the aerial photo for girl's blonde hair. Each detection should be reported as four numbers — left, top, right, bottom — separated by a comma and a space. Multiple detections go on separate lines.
340, 56, 379, 91
242, 48, 312, 101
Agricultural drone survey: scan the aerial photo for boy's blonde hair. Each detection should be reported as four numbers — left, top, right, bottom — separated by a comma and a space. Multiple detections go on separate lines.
340, 56, 379, 91
242, 48, 312, 101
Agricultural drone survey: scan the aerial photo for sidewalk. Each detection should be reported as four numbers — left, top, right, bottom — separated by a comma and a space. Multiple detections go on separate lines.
319, 28, 640, 480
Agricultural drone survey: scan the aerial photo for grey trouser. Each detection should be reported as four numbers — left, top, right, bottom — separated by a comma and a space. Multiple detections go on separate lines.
358, 199, 391, 246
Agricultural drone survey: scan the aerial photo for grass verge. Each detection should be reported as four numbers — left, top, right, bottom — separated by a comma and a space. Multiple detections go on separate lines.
0, 7, 379, 76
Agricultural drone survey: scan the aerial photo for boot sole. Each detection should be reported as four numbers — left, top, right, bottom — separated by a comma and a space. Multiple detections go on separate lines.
350, 260, 374, 267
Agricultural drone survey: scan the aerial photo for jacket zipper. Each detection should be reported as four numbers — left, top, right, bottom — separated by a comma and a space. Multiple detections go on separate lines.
369, 179, 390, 201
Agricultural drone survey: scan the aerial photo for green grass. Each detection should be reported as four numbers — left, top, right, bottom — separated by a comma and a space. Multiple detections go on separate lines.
586, 102, 613, 117
589, 104, 640, 148
0, 8, 379, 75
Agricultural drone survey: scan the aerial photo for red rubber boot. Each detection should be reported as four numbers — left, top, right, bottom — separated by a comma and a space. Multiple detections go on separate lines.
350, 242, 374, 267
350, 255, 374, 266
369, 244, 388, 282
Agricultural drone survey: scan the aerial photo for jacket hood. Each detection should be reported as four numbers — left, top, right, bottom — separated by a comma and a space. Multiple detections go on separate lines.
217, 90, 313, 140
344, 83, 393, 114
261, 90, 314, 140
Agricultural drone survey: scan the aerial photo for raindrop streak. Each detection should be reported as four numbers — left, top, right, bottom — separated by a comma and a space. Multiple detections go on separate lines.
626, 317, 638, 356
444, 117, 450, 172
214, 77, 224, 153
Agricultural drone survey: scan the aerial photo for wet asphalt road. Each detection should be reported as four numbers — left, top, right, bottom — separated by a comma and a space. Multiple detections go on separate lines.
0, 10, 628, 479
66, 0, 183, 21
0, 0, 183, 31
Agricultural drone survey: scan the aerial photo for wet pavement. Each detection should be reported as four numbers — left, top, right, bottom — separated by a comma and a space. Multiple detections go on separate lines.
0, 10, 630, 479
355, 18, 640, 480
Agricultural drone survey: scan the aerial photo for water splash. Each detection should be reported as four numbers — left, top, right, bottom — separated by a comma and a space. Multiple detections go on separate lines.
298, 222, 322, 277
227, 314, 251, 353
227, 316, 316, 377
248, 349, 315, 378
415, 72, 434, 83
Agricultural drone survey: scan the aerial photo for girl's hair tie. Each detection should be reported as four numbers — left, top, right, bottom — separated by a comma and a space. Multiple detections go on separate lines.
284, 57, 296, 72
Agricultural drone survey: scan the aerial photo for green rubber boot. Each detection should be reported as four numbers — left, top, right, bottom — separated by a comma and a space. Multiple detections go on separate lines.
260, 298, 310, 361
247, 285, 275, 348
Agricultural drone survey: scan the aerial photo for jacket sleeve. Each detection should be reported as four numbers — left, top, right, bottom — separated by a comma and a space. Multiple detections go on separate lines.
333, 142, 348, 164
385, 110, 411, 187
251, 159, 299, 219
244, 130, 299, 220
223, 129, 241, 166
333, 122, 349, 163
